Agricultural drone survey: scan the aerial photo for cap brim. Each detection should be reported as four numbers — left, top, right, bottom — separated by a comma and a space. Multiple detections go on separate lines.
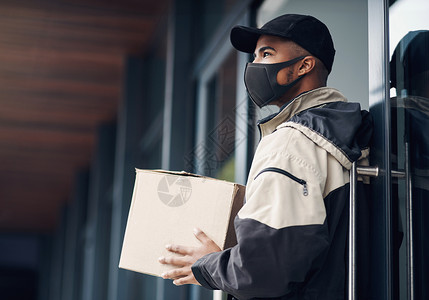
230, 26, 266, 53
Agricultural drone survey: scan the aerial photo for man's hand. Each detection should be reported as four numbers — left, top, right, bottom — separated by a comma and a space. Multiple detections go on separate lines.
158, 228, 221, 286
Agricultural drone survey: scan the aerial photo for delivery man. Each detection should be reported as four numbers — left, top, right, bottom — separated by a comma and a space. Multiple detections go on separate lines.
159, 14, 372, 300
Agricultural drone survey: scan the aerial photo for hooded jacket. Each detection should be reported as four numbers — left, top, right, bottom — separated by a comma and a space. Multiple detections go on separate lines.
192, 87, 373, 300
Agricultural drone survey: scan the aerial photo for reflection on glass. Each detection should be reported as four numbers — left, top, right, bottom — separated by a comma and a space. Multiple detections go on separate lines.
390, 30, 429, 300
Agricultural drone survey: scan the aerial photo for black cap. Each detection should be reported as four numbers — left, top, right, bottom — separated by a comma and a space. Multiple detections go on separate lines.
230, 14, 336, 73
390, 30, 429, 88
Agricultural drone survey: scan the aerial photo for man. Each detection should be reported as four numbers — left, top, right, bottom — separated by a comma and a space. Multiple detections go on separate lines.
159, 14, 372, 299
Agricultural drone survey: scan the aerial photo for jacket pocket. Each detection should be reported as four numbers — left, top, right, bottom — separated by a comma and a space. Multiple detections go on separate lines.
254, 167, 308, 196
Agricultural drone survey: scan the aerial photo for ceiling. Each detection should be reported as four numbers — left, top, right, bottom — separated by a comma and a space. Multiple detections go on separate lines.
0, 0, 170, 232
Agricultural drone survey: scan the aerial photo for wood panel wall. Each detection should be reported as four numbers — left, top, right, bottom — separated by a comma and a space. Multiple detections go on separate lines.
0, 0, 170, 231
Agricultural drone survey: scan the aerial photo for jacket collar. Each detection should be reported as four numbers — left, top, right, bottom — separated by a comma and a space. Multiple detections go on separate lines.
258, 87, 348, 137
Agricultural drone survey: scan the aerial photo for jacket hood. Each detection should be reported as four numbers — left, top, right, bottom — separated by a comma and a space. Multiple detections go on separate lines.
284, 102, 373, 169
258, 87, 373, 169
292, 101, 372, 162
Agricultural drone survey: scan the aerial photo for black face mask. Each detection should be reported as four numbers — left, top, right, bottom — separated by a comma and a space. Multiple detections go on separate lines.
244, 56, 306, 108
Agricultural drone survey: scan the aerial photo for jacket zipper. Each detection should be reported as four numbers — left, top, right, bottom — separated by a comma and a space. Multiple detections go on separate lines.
254, 167, 308, 196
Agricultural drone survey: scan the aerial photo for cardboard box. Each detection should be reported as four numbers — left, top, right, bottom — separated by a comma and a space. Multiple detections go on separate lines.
119, 169, 245, 277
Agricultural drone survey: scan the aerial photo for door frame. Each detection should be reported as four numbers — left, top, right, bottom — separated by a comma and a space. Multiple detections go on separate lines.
368, 0, 393, 298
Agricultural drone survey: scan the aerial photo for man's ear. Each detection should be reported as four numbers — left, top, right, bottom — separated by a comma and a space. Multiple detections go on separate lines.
298, 56, 316, 75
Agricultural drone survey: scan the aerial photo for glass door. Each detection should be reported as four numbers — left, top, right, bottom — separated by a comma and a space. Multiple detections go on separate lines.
389, 0, 429, 299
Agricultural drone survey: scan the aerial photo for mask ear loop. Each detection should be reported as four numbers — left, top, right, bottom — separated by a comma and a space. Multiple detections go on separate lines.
278, 55, 318, 85
266, 56, 307, 106
271, 56, 307, 87
261, 56, 306, 86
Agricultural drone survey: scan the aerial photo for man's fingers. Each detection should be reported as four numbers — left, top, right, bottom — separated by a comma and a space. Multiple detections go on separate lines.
161, 267, 188, 280
158, 255, 186, 267
193, 228, 212, 244
165, 244, 191, 255
173, 274, 200, 286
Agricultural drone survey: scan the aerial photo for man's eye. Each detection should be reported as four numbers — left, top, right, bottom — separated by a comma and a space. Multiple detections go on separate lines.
263, 52, 271, 58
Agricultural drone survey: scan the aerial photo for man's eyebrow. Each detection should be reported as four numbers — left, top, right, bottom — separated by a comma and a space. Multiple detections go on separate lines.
253, 46, 276, 57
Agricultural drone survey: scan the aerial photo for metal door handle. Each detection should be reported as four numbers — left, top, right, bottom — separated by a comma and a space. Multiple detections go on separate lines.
356, 165, 405, 178
349, 163, 411, 300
